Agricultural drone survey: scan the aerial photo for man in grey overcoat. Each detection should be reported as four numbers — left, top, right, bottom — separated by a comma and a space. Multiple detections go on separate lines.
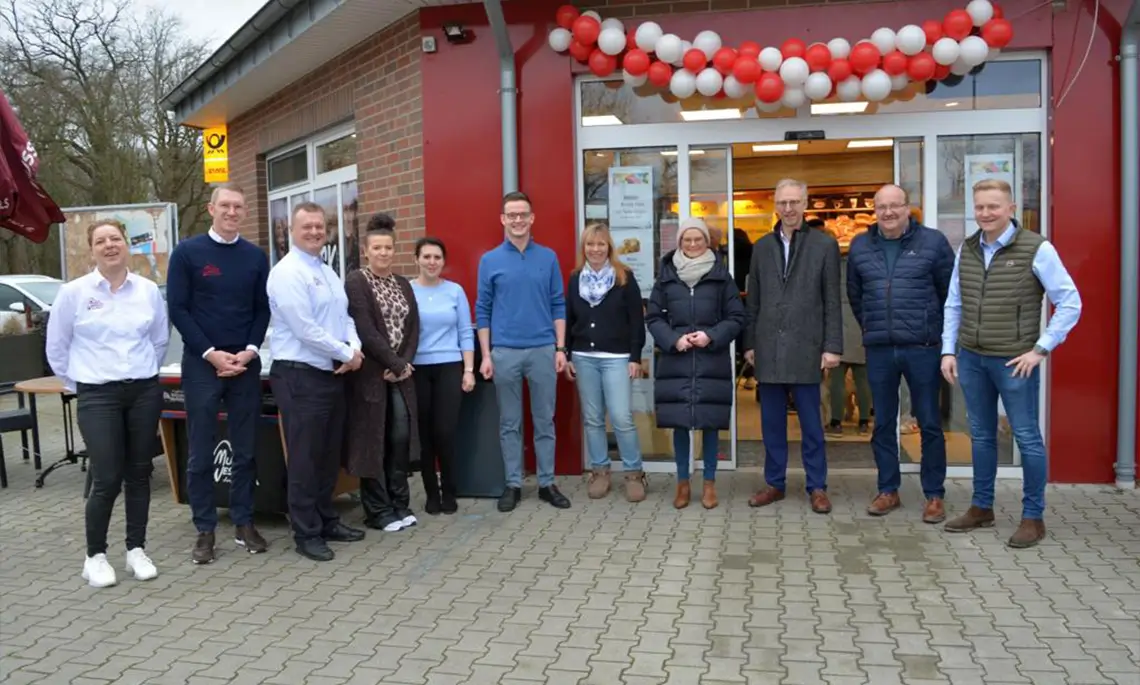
744, 178, 843, 515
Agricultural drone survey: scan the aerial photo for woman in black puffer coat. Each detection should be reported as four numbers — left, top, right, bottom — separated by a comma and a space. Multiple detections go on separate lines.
645, 218, 746, 511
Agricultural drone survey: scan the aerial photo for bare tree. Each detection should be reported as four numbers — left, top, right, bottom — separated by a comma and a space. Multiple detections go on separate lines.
0, 0, 210, 275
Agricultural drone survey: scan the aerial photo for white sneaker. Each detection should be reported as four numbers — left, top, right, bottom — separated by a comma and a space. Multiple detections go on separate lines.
382, 520, 404, 532
401, 515, 418, 528
125, 548, 158, 581
82, 554, 118, 588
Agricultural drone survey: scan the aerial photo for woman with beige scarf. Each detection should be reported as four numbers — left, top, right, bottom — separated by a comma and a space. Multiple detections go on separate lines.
645, 218, 746, 509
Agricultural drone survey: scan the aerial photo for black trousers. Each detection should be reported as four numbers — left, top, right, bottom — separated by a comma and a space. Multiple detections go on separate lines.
360, 384, 412, 524
77, 378, 162, 557
414, 362, 463, 500
269, 362, 345, 542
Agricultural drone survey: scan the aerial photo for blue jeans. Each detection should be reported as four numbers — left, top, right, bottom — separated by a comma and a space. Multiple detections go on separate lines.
572, 355, 643, 471
492, 345, 557, 488
957, 348, 1047, 519
673, 429, 719, 481
865, 345, 947, 498
758, 383, 827, 493
183, 353, 262, 531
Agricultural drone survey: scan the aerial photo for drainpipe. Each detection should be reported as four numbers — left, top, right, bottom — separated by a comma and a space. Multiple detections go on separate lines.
1117, 0, 1140, 489
483, 0, 519, 194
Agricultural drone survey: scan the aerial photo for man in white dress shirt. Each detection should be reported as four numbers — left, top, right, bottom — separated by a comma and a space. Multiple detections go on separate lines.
267, 201, 365, 561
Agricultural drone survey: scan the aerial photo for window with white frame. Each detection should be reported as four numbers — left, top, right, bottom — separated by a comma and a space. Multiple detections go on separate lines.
266, 125, 359, 275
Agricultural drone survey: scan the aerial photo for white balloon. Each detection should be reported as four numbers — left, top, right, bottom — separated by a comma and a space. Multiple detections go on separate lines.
696, 67, 724, 97
601, 17, 625, 32
582, 10, 602, 22
779, 57, 810, 86
827, 37, 851, 59
598, 28, 626, 56
635, 22, 663, 53
723, 74, 750, 99
757, 100, 783, 112
655, 34, 684, 64
861, 69, 892, 102
623, 69, 648, 87
891, 73, 910, 91
670, 69, 698, 99
548, 28, 572, 53
870, 27, 897, 55
836, 75, 863, 102
931, 37, 961, 66
958, 35, 990, 66
895, 25, 927, 56
759, 46, 783, 71
676, 41, 693, 66
693, 30, 723, 60
782, 87, 806, 109
804, 72, 833, 100
966, 0, 995, 27
950, 57, 973, 76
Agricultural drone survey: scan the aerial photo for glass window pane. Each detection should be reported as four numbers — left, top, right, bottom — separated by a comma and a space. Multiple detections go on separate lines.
342, 181, 360, 273
268, 148, 307, 190
582, 147, 678, 463
269, 198, 289, 263
312, 186, 340, 276
316, 134, 357, 174
581, 80, 795, 126
897, 137, 925, 220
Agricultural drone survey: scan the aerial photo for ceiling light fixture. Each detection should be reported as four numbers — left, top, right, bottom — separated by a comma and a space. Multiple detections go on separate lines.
581, 115, 623, 127
752, 143, 799, 153
660, 150, 706, 156
680, 109, 743, 121
810, 102, 869, 115
847, 139, 895, 149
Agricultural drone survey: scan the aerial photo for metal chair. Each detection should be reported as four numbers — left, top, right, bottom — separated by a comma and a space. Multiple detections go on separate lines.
0, 382, 39, 488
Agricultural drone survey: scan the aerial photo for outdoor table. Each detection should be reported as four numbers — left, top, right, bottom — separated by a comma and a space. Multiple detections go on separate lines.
13, 375, 85, 488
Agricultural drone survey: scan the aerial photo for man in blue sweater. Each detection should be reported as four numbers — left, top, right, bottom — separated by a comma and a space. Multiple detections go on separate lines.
846, 184, 955, 524
477, 191, 571, 513
166, 183, 271, 564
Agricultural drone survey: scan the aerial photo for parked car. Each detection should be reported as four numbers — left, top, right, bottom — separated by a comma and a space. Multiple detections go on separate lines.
0, 275, 63, 314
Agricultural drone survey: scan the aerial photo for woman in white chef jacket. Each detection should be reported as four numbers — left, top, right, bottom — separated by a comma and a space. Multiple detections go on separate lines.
46, 220, 169, 588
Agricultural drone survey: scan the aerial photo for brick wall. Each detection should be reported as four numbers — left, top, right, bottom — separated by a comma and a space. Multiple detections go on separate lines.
579, 0, 895, 14
227, 11, 424, 274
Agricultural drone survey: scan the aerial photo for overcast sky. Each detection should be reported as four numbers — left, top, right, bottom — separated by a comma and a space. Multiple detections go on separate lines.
143, 0, 267, 49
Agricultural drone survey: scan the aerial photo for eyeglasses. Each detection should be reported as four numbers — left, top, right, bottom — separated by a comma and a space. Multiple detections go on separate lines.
874, 203, 908, 213
504, 212, 532, 221
775, 200, 805, 209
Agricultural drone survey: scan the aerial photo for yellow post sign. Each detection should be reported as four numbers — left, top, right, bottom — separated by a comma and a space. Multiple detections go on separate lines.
203, 126, 229, 183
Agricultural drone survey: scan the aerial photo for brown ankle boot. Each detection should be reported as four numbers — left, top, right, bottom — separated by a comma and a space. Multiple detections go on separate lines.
586, 467, 611, 499
624, 471, 647, 503
1007, 519, 1046, 548
701, 481, 718, 509
674, 480, 691, 509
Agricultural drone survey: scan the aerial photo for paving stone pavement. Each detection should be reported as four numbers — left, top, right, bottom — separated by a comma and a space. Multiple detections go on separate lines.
1, 401, 1139, 685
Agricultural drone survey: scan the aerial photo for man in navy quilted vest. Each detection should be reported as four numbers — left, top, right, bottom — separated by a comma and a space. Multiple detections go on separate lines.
847, 184, 955, 524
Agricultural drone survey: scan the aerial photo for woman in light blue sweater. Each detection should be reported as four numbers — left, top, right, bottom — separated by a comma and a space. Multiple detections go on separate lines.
410, 237, 476, 514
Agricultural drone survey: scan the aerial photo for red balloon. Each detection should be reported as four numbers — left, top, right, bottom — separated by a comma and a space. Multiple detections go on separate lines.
943, 9, 973, 41
932, 63, 952, 81
804, 43, 832, 72
907, 52, 937, 81
555, 4, 579, 30
781, 38, 807, 59
623, 48, 651, 76
732, 56, 762, 84
882, 50, 909, 76
992, 2, 1004, 19
755, 72, 785, 103
738, 40, 762, 58
849, 42, 881, 75
572, 15, 601, 46
922, 19, 944, 46
647, 61, 673, 87
827, 58, 853, 83
627, 31, 638, 52
569, 40, 592, 63
982, 18, 1014, 49
713, 47, 738, 75
683, 48, 707, 73
589, 49, 617, 77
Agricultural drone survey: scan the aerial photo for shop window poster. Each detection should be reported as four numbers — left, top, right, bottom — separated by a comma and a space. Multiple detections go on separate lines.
964, 153, 1015, 238
61, 202, 177, 284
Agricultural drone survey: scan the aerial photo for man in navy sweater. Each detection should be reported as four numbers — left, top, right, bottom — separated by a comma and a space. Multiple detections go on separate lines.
167, 183, 271, 565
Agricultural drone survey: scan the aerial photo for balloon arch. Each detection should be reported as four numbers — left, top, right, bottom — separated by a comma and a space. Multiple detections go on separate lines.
547, 1, 1014, 109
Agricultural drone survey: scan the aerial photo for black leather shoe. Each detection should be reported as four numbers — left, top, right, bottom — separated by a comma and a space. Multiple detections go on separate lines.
296, 538, 334, 562
539, 485, 571, 509
424, 495, 441, 515
498, 487, 521, 512
322, 523, 365, 542
441, 494, 458, 515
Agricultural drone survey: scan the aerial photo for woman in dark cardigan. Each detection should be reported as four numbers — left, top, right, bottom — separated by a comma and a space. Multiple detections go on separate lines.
645, 218, 746, 510
344, 214, 421, 533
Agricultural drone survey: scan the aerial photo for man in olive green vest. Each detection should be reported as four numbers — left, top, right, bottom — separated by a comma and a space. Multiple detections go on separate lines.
939, 179, 1082, 548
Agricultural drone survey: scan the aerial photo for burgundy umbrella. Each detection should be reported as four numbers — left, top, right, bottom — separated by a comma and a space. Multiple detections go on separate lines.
0, 89, 64, 243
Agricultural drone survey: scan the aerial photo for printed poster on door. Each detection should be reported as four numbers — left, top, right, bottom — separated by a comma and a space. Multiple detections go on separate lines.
964, 153, 1015, 238
607, 166, 655, 290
